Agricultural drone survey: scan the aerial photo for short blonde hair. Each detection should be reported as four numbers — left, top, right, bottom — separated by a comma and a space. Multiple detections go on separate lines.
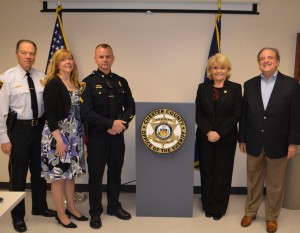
43, 49, 80, 87
206, 53, 232, 80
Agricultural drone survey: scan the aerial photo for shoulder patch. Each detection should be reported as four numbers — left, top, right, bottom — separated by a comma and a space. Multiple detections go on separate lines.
0, 80, 3, 90
80, 82, 86, 95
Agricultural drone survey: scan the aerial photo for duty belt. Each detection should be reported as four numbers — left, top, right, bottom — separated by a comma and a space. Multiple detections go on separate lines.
16, 118, 42, 127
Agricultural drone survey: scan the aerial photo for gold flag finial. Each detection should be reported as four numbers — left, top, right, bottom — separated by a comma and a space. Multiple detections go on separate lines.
57, 0, 61, 6
218, 0, 222, 14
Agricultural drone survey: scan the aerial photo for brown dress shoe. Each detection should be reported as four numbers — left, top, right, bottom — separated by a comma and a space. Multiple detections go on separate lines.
266, 221, 277, 233
241, 215, 256, 227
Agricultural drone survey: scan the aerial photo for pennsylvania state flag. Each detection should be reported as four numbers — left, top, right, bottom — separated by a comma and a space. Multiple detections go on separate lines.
45, 5, 69, 73
194, 13, 221, 170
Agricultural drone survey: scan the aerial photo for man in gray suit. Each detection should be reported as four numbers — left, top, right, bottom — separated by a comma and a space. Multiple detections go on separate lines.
239, 47, 300, 233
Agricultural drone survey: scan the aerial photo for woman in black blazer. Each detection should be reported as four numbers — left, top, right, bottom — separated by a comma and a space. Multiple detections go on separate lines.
195, 53, 242, 220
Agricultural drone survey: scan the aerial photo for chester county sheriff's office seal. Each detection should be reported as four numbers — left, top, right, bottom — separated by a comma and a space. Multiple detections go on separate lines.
141, 108, 187, 154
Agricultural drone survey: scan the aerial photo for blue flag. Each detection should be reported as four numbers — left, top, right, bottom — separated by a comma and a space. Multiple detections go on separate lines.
204, 13, 221, 82
194, 13, 221, 170
45, 5, 69, 73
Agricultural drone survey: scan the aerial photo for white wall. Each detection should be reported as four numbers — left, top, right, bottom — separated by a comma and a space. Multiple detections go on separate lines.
1, 0, 300, 187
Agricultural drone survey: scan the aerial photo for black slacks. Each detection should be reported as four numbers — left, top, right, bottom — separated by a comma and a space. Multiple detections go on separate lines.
87, 129, 125, 217
198, 139, 237, 216
9, 120, 48, 221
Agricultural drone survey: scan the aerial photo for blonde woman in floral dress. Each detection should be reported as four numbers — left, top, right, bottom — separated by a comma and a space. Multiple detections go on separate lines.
41, 49, 87, 228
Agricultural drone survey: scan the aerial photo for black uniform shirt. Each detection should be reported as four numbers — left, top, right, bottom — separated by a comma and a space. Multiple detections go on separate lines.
80, 69, 135, 130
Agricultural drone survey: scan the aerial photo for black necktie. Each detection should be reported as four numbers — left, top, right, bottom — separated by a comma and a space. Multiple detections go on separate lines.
26, 72, 38, 119
104, 75, 116, 119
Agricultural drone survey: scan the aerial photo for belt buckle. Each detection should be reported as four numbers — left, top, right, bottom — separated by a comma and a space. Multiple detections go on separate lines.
31, 119, 38, 126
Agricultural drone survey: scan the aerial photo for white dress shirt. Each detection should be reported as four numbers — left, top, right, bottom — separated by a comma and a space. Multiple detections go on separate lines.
0, 65, 45, 143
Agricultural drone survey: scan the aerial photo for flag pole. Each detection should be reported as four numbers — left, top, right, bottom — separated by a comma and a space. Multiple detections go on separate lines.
215, 0, 222, 53
45, 0, 68, 73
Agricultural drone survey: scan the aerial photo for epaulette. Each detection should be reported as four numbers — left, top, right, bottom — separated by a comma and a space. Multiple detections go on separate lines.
1, 67, 15, 77
112, 72, 124, 81
110, 72, 119, 78
91, 70, 98, 76
82, 70, 98, 81
0, 70, 12, 82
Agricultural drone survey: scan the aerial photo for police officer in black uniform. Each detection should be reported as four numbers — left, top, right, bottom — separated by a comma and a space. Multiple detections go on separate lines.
80, 43, 135, 229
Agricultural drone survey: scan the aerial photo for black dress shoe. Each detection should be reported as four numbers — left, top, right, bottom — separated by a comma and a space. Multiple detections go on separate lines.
90, 216, 102, 229
107, 208, 131, 220
32, 208, 57, 217
205, 212, 213, 218
213, 214, 223, 220
65, 209, 88, 221
55, 213, 77, 228
13, 219, 27, 232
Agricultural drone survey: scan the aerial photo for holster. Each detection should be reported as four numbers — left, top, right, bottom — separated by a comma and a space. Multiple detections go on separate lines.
6, 109, 17, 137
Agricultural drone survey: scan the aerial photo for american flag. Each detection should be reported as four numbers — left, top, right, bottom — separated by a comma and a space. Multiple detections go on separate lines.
45, 4, 69, 73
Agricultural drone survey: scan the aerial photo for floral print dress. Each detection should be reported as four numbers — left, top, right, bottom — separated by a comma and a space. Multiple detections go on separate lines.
41, 91, 86, 180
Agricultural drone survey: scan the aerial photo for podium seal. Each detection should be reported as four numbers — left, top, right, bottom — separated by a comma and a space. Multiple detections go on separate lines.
141, 108, 187, 154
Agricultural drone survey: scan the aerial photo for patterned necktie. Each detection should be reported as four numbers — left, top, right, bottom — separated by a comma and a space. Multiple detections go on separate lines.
26, 72, 38, 119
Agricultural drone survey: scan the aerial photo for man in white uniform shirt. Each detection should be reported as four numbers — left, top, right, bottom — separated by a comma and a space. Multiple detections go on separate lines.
0, 39, 56, 232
